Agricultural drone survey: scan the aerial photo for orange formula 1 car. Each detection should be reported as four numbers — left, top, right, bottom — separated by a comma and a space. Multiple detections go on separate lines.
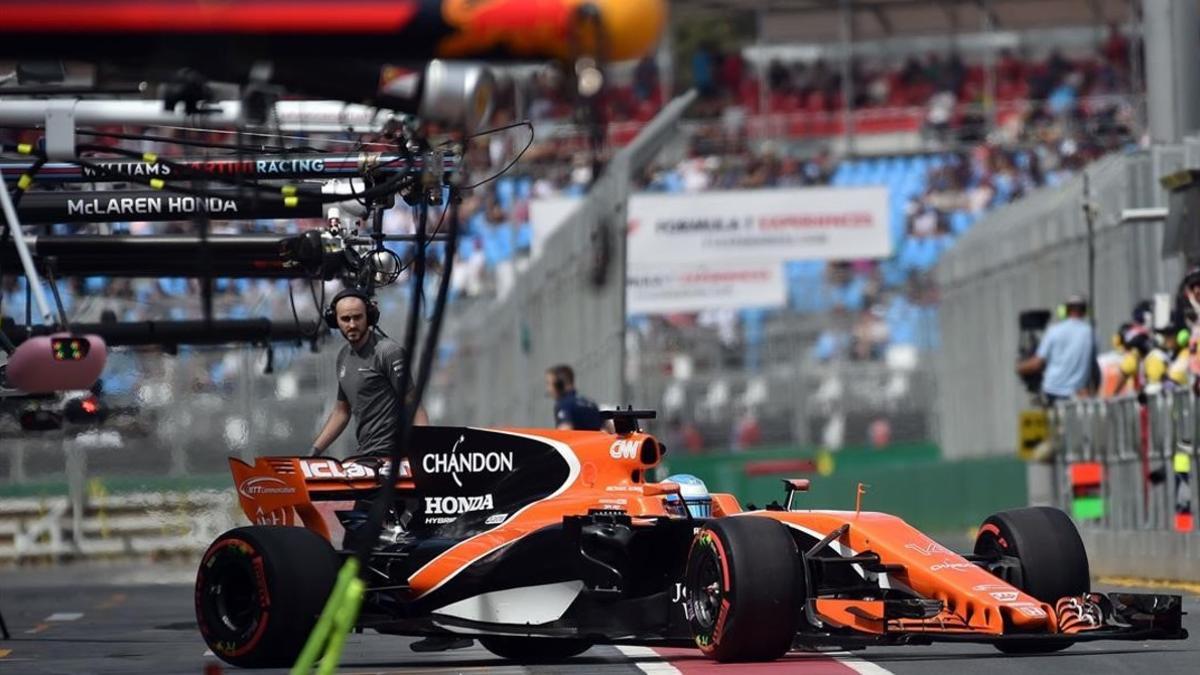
195, 411, 1186, 667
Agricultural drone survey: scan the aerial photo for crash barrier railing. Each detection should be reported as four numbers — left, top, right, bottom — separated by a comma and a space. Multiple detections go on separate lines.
1, 343, 341, 483
0, 490, 239, 562
1053, 390, 1196, 534
627, 358, 938, 451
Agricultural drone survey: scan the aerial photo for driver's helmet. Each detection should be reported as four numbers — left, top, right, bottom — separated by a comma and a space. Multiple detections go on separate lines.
662, 474, 713, 518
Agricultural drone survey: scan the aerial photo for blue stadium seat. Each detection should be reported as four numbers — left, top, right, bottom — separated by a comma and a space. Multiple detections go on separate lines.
467, 211, 488, 236
516, 222, 533, 251
832, 275, 867, 310
740, 308, 766, 372
950, 210, 975, 235
885, 295, 919, 346
786, 260, 825, 281
789, 280, 830, 313
482, 226, 515, 267
663, 171, 685, 193
992, 172, 1015, 203
898, 237, 940, 272
880, 257, 908, 288
158, 278, 189, 296
495, 177, 516, 210
890, 204, 908, 242
516, 176, 534, 200
811, 330, 848, 362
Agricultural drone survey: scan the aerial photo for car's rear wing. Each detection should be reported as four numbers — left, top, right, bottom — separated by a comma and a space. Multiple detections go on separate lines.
228, 456, 414, 542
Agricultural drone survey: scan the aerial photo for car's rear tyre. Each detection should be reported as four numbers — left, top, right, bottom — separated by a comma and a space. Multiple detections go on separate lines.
684, 516, 800, 662
195, 526, 340, 668
478, 636, 592, 663
974, 506, 1089, 654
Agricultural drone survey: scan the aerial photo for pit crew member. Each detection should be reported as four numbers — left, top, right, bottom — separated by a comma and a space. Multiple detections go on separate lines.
545, 364, 606, 431
311, 288, 427, 457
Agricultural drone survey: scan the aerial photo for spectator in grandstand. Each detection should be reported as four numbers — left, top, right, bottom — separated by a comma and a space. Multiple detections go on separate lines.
732, 406, 762, 452
691, 41, 718, 99
852, 305, 889, 361
310, 288, 427, 458
665, 416, 706, 455
634, 55, 660, 102
545, 364, 606, 431
1016, 294, 1097, 402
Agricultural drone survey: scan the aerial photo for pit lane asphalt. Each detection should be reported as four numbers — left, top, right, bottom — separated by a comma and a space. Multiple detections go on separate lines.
0, 560, 1196, 675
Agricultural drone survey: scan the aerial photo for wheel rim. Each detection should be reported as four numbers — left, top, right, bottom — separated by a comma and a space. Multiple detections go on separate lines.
688, 546, 723, 632
202, 551, 261, 641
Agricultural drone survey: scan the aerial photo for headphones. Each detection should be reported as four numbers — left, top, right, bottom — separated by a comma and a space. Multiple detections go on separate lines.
324, 287, 380, 330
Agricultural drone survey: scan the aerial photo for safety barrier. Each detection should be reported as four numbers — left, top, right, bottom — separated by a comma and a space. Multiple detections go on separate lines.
1054, 391, 1200, 582
1055, 391, 1195, 533
0, 490, 238, 562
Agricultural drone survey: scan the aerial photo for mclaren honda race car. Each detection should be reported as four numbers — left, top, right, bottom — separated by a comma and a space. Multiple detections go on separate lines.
195, 412, 1186, 667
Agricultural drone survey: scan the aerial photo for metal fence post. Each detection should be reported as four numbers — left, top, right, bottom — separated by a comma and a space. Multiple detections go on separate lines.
64, 434, 85, 552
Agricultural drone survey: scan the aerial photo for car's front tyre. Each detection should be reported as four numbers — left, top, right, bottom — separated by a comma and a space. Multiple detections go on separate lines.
974, 506, 1089, 654
684, 516, 801, 662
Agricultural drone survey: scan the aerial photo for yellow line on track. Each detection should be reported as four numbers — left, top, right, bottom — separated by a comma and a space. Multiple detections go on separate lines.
1098, 576, 1200, 595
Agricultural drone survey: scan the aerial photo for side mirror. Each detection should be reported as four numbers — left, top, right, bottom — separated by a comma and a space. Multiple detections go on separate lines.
782, 478, 811, 511
6, 334, 107, 394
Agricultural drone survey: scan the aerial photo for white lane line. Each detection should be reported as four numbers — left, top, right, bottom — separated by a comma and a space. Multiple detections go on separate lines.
614, 645, 683, 674
44, 612, 83, 622
828, 650, 895, 675
203, 649, 214, 657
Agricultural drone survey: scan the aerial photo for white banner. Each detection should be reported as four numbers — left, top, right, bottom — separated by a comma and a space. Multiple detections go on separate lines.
626, 186, 891, 264
627, 262, 786, 315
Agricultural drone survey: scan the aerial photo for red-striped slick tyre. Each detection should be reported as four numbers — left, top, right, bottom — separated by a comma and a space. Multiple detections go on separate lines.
684, 517, 800, 662
195, 526, 339, 668
974, 507, 1089, 654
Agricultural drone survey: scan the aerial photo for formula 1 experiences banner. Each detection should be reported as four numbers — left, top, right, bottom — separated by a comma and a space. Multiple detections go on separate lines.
626, 186, 891, 264
627, 262, 786, 315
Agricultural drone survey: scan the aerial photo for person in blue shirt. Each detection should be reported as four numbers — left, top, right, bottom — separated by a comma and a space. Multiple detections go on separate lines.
545, 364, 605, 431
1017, 294, 1097, 402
